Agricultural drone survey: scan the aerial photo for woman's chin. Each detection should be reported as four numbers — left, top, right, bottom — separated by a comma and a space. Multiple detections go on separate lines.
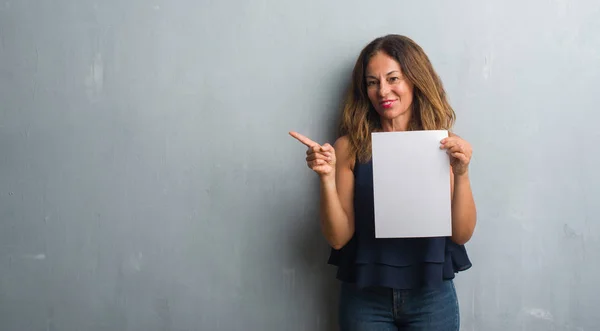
377, 107, 407, 120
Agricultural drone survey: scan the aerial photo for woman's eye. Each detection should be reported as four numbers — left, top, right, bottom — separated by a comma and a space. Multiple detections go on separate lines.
389, 77, 399, 82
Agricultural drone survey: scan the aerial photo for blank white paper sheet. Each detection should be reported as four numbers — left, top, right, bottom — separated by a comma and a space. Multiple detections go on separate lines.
371, 130, 452, 238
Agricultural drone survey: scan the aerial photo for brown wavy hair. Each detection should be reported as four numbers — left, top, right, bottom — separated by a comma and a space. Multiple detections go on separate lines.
338, 34, 456, 163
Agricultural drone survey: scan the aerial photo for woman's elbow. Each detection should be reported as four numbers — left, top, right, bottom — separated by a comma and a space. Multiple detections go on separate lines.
450, 232, 472, 245
451, 223, 476, 245
329, 237, 351, 250
327, 231, 354, 250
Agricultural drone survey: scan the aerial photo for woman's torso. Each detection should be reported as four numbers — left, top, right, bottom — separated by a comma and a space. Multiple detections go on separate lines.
328, 155, 471, 290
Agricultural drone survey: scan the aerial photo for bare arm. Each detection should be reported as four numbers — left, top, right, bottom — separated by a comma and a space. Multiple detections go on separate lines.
442, 132, 477, 245
319, 136, 355, 250
289, 132, 355, 250
450, 171, 477, 245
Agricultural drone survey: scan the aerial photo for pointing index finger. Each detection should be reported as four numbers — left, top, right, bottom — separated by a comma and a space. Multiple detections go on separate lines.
289, 131, 318, 148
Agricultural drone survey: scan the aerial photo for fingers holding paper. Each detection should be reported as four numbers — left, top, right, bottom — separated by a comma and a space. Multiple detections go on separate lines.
289, 131, 336, 177
440, 132, 472, 176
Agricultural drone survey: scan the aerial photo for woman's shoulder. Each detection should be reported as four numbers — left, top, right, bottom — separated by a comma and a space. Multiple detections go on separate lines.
333, 135, 356, 171
333, 135, 350, 150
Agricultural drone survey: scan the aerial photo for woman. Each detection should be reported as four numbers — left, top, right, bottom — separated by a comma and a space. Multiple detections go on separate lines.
290, 34, 476, 330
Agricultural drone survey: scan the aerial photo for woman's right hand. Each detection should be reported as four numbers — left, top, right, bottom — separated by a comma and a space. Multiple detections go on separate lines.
289, 131, 336, 178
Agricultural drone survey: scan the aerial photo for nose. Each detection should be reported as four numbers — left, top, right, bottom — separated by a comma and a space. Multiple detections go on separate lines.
378, 81, 390, 98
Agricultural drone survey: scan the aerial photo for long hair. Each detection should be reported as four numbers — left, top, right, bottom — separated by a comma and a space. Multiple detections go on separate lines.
339, 34, 456, 163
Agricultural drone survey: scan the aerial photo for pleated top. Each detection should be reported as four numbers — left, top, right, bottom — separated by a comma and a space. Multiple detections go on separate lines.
327, 157, 472, 289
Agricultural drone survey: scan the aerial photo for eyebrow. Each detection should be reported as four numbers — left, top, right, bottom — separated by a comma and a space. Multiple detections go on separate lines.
365, 70, 401, 79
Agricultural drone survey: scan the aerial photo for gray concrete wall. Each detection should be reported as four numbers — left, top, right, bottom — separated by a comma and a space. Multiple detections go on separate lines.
1, 0, 599, 330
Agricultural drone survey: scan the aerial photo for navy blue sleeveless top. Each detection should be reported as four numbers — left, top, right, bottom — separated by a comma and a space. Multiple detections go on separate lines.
327, 157, 472, 290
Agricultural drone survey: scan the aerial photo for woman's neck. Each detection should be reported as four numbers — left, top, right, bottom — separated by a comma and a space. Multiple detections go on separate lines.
379, 114, 411, 132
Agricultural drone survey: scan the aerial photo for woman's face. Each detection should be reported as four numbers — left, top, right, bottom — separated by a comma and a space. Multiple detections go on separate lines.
365, 52, 414, 122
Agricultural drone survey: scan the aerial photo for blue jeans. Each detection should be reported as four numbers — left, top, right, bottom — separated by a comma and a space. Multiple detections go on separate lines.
338, 280, 460, 331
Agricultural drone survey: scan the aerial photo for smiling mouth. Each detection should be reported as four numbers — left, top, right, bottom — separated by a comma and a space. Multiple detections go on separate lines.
380, 100, 396, 109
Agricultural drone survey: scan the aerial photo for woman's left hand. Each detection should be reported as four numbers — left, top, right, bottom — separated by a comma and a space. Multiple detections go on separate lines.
440, 132, 472, 176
